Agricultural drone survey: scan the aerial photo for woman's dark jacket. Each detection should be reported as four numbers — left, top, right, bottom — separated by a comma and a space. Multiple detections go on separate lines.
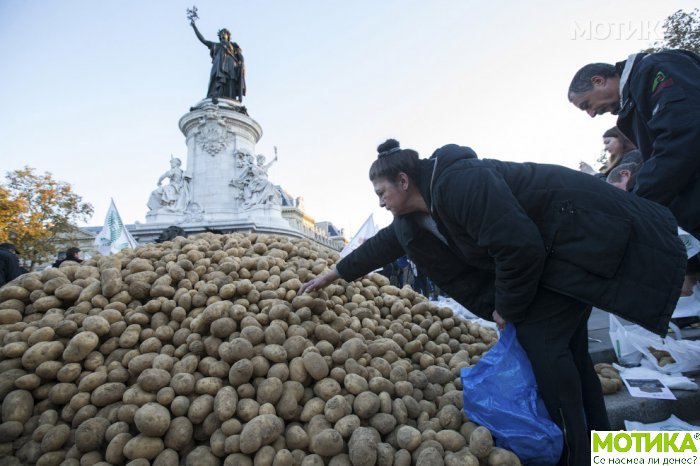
336, 145, 686, 336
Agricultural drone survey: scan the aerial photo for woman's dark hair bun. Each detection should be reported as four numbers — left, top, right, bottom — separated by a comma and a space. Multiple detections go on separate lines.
377, 139, 400, 154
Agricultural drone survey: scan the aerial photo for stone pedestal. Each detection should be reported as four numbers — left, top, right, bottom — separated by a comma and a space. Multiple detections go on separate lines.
144, 98, 291, 231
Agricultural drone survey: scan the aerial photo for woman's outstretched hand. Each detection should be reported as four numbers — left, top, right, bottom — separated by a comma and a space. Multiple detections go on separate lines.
298, 269, 340, 294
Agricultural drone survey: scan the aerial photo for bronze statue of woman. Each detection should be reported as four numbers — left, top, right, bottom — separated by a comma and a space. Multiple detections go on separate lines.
190, 17, 246, 102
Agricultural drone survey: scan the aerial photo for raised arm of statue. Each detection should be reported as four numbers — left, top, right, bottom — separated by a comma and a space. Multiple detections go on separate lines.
263, 156, 278, 172
191, 21, 211, 47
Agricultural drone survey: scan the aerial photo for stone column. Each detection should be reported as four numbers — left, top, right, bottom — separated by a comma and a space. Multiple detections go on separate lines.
178, 98, 262, 221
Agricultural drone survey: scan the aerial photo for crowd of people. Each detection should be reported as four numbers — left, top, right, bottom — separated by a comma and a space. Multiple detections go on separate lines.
0, 245, 84, 287
300, 48, 700, 466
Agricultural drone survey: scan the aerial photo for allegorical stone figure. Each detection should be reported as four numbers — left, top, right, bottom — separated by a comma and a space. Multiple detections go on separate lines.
230, 152, 281, 209
147, 157, 192, 212
190, 17, 246, 102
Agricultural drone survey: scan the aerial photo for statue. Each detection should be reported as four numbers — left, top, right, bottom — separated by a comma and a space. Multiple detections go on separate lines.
147, 157, 192, 213
188, 6, 246, 102
230, 152, 281, 209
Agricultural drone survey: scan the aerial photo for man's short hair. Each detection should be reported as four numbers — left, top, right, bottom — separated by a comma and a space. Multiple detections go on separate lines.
606, 162, 640, 184
66, 247, 81, 256
0, 243, 16, 252
568, 63, 617, 95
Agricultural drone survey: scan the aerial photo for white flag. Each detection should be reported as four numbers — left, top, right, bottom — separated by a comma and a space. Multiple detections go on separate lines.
340, 214, 379, 258
94, 199, 137, 256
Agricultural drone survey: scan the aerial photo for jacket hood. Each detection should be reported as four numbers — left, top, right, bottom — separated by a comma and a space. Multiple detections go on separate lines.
429, 144, 478, 185
430, 144, 478, 164
416, 144, 479, 214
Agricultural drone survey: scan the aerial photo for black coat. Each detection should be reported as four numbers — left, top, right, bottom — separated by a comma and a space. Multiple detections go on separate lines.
616, 50, 700, 238
336, 146, 686, 336
0, 248, 22, 287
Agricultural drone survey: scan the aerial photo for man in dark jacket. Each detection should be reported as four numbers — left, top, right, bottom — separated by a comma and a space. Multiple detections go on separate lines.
0, 243, 22, 287
568, 50, 700, 241
300, 141, 686, 466
53, 247, 83, 267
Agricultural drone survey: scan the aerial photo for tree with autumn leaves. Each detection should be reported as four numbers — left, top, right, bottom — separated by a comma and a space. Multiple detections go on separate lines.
646, 8, 700, 54
0, 167, 93, 270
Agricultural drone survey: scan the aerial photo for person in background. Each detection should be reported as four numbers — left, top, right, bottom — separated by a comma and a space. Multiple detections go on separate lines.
299, 139, 686, 466
569, 50, 700, 311
395, 255, 411, 288
53, 247, 82, 267
605, 162, 640, 191
0, 243, 22, 286
580, 127, 642, 179
379, 261, 396, 283
568, 49, 700, 243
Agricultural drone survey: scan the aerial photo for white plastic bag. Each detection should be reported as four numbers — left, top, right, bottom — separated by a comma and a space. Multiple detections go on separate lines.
629, 336, 700, 374
609, 313, 700, 373
672, 294, 700, 319
609, 314, 647, 365
607, 315, 700, 373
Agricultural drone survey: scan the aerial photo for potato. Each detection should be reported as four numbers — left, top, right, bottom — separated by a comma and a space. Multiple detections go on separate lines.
133, 402, 171, 437
487, 447, 522, 466
353, 391, 380, 419
256, 377, 284, 405
239, 414, 284, 454
0, 309, 22, 325
40, 424, 70, 452
154, 448, 180, 466
195, 377, 224, 396
22, 341, 65, 370
74, 417, 110, 452
313, 378, 341, 401
123, 434, 165, 460
469, 426, 493, 458
78, 371, 107, 392
324, 394, 351, 424
0, 421, 24, 441
165, 417, 194, 451
214, 386, 238, 422
105, 432, 132, 465
310, 428, 344, 456
436, 429, 467, 452
348, 427, 379, 466
170, 372, 196, 395
186, 446, 219, 466
62, 332, 98, 363
228, 359, 254, 387
2, 390, 34, 423
138, 368, 172, 392
188, 394, 214, 424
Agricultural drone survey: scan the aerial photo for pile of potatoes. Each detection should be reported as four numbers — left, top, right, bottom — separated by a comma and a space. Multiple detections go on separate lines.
0, 232, 522, 466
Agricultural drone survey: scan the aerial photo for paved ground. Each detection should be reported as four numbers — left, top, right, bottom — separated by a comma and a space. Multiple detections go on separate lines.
586, 308, 700, 429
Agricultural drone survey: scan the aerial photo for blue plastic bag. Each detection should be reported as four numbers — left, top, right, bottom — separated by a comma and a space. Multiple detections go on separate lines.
460, 324, 563, 465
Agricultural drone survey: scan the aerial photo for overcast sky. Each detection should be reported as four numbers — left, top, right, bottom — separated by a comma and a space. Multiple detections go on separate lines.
0, 0, 694, 236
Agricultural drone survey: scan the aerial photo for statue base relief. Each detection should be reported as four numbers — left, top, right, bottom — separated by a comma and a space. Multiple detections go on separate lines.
135, 98, 312, 243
